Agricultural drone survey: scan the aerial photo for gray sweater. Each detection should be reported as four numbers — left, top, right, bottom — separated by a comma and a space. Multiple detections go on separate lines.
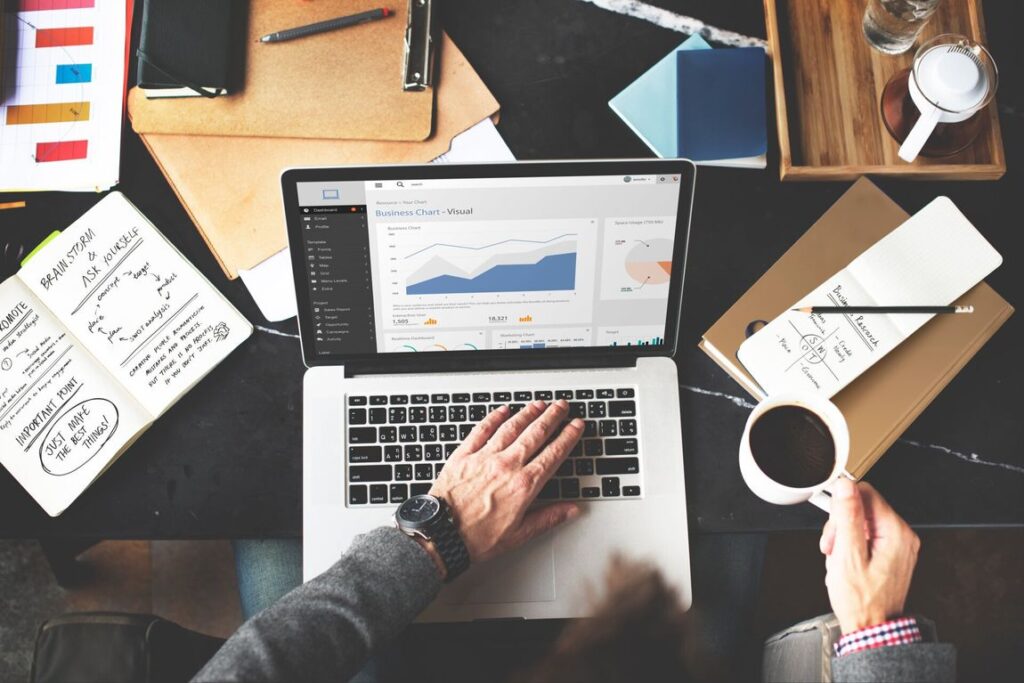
195, 527, 955, 682
832, 643, 956, 682
194, 528, 441, 683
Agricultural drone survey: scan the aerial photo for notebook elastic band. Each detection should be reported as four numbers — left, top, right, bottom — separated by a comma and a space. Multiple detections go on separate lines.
136, 50, 221, 99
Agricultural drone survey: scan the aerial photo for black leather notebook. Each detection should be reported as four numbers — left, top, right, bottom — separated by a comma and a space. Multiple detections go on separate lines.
137, 0, 245, 98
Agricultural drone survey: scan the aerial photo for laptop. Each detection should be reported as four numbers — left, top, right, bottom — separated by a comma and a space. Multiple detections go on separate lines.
282, 160, 696, 621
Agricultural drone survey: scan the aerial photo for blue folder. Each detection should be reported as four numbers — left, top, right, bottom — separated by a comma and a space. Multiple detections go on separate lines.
675, 47, 767, 161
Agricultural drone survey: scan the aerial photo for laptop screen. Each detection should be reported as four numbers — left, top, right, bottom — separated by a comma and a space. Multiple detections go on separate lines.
284, 161, 694, 366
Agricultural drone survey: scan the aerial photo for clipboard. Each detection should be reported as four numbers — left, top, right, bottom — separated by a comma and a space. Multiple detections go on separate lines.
127, 0, 435, 140
137, 34, 499, 279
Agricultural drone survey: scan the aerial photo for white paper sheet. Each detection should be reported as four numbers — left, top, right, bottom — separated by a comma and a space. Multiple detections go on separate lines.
239, 248, 298, 323
432, 117, 516, 164
0, 0, 127, 192
243, 118, 516, 322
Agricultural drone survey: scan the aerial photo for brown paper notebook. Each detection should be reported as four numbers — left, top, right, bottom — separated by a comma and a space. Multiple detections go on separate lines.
138, 36, 499, 279
128, 0, 433, 140
700, 178, 1013, 479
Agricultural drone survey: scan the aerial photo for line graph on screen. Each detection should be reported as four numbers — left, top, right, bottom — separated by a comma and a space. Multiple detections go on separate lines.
403, 232, 579, 296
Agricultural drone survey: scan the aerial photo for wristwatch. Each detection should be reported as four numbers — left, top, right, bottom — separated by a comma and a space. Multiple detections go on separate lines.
395, 494, 470, 581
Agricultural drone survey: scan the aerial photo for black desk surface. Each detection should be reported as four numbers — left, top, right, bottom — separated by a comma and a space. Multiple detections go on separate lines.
2, 1, 1022, 539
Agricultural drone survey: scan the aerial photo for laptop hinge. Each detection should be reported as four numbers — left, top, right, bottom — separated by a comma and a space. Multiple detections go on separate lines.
343, 354, 639, 378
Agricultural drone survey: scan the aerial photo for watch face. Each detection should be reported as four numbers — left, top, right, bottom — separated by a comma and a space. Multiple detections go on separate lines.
399, 495, 441, 525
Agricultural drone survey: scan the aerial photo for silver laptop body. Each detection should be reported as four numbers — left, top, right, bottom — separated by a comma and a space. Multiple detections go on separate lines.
283, 160, 696, 621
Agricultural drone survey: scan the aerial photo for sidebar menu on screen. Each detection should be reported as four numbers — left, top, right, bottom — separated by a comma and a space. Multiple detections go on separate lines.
298, 205, 377, 356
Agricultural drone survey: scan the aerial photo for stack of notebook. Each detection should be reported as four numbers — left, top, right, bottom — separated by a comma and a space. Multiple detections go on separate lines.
610, 35, 767, 168
700, 179, 1013, 478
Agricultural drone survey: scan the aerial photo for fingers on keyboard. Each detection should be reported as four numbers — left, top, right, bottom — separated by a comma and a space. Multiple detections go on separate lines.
455, 405, 509, 456
508, 400, 569, 464
489, 401, 545, 450
525, 418, 584, 492
347, 390, 641, 505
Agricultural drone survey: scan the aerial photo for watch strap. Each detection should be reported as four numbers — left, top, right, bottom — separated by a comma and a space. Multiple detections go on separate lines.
431, 513, 470, 581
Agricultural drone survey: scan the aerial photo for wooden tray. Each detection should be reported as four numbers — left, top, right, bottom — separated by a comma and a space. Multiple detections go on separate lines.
764, 0, 1006, 181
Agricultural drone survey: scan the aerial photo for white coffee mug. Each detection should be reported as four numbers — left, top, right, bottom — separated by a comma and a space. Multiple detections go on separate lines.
739, 392, 850, 510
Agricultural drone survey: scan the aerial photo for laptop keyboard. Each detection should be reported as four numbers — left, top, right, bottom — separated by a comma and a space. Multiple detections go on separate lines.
346, 388, 642, 506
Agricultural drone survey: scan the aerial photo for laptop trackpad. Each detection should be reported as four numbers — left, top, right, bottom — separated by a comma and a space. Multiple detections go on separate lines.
441, 536, 556, 605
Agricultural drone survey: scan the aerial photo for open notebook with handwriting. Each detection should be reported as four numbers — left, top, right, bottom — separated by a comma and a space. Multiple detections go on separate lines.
0, 193, 251, 516
737, 197, 1003, 397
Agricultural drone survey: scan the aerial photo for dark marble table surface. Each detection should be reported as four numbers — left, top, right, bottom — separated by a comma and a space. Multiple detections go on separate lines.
1, 0, 1021, 538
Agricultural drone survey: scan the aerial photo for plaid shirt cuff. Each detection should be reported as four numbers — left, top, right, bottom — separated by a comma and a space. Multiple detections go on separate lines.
834, 617, 922, 657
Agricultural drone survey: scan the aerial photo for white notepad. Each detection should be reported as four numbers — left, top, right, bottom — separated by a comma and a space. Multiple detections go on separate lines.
0, 193, 251, 516
737, 197, 1002, 398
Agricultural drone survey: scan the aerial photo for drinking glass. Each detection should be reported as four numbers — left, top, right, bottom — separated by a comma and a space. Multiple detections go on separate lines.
863, 0, 943, 55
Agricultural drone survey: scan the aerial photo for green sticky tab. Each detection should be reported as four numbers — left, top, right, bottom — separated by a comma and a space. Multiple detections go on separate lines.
21, 231, 62, 267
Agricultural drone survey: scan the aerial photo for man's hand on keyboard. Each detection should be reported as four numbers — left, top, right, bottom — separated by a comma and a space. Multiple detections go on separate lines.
430, 400, 584, 564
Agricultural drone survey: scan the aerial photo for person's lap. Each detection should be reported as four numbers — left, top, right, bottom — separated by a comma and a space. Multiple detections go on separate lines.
232, 539, 303, 620
688, 533, 769, 679
232, 534, 767, 681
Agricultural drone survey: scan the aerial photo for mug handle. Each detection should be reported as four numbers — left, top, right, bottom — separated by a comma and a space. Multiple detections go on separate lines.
809, 490, 832, 513
898, 103, 942, 162
808, 471, 857, 513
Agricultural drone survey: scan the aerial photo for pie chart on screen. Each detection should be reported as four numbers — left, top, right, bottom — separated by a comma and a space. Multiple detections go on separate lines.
625, 238, 672, 286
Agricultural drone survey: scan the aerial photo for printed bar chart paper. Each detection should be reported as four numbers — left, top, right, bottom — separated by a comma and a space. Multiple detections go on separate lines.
55, 63, 93, 84
0, 0, 126, 191
35, 26, 94, 48
36, 139, 89, 162
6, 102, 91, 125
18, 1, 97, 10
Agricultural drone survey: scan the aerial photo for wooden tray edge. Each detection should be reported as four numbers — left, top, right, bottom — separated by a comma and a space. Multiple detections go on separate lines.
763, 0, 792, 180
781, 162, 1006, 182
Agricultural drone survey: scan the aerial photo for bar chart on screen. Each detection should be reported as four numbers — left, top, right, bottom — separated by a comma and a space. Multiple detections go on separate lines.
492, 327, 593, 350
598, 326, 667, 347
0, 0, 127, 191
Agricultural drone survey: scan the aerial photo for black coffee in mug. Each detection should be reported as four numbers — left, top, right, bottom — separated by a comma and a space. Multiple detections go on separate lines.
749, 405, 836, 488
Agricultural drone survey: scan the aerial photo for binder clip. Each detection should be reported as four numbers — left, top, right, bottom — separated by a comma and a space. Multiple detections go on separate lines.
403, 0, 436, 91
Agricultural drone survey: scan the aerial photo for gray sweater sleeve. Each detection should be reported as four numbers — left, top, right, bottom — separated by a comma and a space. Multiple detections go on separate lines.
832, 642, 956, 682
193, 527, 442, 683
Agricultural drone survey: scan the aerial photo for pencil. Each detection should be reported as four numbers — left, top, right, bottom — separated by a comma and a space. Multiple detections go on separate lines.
259, 8, 393, 44
0, 201, 27, 211
793, 305, 974, 315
